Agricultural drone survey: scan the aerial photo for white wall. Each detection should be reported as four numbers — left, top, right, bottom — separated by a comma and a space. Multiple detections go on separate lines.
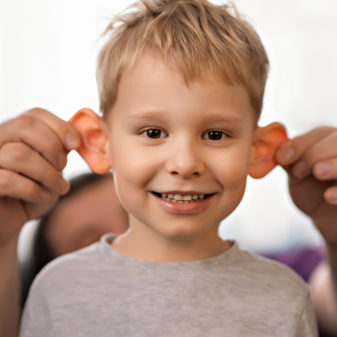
2, 0, 336, 252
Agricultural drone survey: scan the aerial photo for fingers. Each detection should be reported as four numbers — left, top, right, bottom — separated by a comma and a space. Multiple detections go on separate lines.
276, 126, 337, 206
0, 142, 70, 195
24, 108, 81, 150
324, 185, 337, 205
313, 158, 337, 181
0, 108, 78, 226
276, 126, 337, 179
0, 108, 81, 170
0, 169, 57, 204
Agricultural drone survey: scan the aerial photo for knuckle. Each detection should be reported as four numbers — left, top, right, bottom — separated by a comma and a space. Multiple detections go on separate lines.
15, 114, 35, 128
25, 107, 47, 116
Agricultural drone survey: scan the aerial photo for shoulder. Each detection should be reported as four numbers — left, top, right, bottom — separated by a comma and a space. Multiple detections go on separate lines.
208, 244, 317, 332
227, 243, 311, 299
236, 249, 317, 330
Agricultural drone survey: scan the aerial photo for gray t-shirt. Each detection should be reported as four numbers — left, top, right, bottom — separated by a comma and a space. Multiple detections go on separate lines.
20, 234, 318, 337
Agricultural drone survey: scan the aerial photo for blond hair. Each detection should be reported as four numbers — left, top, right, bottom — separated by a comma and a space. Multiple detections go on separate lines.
97, 0, 269, 119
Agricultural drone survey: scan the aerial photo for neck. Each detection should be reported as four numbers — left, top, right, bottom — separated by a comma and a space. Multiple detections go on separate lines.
111, 218, 229, 262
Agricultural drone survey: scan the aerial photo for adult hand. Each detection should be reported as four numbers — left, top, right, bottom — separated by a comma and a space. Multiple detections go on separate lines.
276, 126, 337, 336
0, 108, 80, 247
276, 126, 337, 245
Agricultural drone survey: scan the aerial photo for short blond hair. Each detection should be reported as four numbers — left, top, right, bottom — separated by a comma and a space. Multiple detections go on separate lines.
97, 0, 269, 119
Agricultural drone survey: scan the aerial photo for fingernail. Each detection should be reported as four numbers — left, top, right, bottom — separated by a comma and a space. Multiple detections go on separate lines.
279, 147, 295, 162
293, 160, 308, 178
65, 132, 79, 149
326, 189, 337, 201
315, 162, 331, 177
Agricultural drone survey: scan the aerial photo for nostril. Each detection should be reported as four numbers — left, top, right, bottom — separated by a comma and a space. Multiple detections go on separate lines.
170, 170, 200, 177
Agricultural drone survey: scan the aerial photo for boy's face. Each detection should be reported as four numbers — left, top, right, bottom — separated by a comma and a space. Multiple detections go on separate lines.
104, 55, 257, 244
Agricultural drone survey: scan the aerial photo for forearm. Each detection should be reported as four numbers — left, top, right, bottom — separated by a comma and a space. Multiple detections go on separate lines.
0, 235, 20, 337
327, 243, 337, 282
310, 245, 337, 336
326, 244, 337, 328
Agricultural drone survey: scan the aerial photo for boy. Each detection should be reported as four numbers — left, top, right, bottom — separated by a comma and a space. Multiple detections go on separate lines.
18, 0, 322, 335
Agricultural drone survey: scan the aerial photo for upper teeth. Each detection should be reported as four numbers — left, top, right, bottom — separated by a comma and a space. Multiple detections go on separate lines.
161, 193, 205, 202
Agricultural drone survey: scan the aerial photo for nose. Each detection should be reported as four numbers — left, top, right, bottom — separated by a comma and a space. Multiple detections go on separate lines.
164, 140, 205, 178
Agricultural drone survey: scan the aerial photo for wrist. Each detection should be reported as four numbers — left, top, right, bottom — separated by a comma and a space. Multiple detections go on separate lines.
0, 234, 20, 337
0, 217, 25, 251
0, 234, 19, 266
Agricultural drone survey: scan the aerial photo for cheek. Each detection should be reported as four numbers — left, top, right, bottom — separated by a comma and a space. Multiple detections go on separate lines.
212, 145, 252, 187
112, 149, 154, 188
111, 150, 154, 216
108, 132, 165, 189
108, 134, 150, 173
112, 175, 144, 223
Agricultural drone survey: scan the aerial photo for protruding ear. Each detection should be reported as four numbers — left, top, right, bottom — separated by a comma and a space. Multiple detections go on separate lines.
68, 108, 111, 174
249, 122, 288, 179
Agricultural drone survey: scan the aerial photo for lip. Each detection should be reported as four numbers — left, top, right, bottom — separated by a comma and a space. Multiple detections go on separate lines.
151, 191, 215, 215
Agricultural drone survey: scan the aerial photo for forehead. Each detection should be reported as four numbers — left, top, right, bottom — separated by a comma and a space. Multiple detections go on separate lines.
109, 55, 254, 124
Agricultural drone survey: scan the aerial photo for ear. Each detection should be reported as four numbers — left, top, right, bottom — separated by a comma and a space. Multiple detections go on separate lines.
68, 108, 111, 174
249, 122, 288, 179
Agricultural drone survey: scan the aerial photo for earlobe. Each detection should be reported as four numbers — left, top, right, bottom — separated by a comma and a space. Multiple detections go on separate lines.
68, 108, 111, 174
249, 122, 288, 179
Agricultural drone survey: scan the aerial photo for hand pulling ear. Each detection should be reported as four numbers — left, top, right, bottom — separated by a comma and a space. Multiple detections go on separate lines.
68, 108, 111, 174
249, 122, 288, 179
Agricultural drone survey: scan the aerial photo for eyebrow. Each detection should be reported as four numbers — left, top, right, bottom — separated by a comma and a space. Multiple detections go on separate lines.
126, 110, 245, 123
200, 112, 245, 123
127, 111, 166, 119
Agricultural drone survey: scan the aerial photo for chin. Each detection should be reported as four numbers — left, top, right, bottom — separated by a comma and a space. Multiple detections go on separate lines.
155, 222, 217, 242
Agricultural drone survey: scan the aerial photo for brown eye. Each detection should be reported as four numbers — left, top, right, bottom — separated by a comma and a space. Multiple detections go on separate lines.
145, 129, 164, 138
203, 130, 226, 140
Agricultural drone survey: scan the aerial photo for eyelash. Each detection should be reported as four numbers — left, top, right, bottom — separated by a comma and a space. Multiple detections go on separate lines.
140, 128, 168, 139
202, 130, 229, 141
140, 128, 230, 141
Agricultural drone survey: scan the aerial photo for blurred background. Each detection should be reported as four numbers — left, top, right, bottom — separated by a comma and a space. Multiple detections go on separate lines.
1, 0, 336, 253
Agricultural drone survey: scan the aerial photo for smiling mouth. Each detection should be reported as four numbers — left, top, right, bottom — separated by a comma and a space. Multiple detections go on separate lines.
151, 192, 215, 203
